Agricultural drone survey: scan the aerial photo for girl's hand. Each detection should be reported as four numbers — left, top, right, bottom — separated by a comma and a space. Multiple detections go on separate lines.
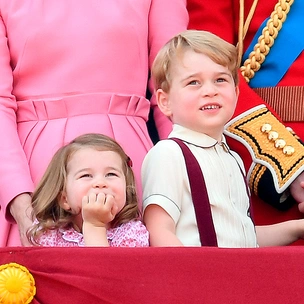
82, 192, 119, 227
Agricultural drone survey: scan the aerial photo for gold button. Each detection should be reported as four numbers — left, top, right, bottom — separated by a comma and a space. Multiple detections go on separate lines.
268, 131, 279, 141
283, 145, 295, 156
261, 123, 272, 133
274, 139, 286, 149
286, 127, 294, 134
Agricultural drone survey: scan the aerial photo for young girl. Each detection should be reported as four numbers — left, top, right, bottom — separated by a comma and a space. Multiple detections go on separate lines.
27, 133, 149, 247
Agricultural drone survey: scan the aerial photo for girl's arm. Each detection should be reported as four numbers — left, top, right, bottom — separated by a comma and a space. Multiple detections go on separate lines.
255, 219, 304, 247
82, 193, 118, 247
82, 223, 109, 247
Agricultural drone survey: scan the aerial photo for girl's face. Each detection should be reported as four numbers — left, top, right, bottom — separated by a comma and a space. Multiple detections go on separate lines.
157, 49, 239, 141
60, 147, 127, 229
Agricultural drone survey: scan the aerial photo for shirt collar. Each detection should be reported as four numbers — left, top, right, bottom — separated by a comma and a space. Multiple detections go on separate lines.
168, 124, 229, 150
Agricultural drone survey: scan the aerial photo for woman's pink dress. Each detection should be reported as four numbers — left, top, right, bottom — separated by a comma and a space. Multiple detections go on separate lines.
0, 1, 188, 246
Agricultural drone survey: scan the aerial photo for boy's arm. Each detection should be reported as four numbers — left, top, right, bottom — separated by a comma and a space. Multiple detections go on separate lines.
144, 204, 183, 247
255, 219, 304, 247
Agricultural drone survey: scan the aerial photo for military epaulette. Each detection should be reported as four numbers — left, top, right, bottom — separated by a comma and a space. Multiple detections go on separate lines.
224, 105, 304, 193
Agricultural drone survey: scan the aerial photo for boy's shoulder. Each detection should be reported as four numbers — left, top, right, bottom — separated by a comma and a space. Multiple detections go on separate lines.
143, 138, 186, 166
155, 137, 184, 148
148, 138, 185, 155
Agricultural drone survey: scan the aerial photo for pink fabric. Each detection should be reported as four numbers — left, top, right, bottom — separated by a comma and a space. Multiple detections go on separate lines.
0, 1, 188, 246
34, 221, 149, 247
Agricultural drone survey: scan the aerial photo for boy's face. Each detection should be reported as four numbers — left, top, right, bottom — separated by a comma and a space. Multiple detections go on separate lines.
156, 49, 239, 141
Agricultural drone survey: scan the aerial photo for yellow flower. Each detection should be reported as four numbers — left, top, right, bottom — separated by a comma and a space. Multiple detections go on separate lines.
0, 263, 36, 304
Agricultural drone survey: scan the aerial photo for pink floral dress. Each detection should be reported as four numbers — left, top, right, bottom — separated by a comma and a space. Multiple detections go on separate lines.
35, 221, 149, 247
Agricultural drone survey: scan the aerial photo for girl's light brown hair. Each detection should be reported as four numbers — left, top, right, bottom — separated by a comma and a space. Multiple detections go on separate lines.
152, 29, 239, 93
27, 133, 139, 245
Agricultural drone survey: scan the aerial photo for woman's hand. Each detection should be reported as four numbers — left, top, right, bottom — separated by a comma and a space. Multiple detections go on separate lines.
9, 193, 33, 246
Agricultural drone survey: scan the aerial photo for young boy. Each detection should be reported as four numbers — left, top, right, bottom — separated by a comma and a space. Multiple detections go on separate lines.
142, 30, 304, 247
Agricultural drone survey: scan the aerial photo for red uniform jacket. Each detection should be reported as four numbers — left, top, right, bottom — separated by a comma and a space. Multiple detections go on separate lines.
188, 0, 304, 230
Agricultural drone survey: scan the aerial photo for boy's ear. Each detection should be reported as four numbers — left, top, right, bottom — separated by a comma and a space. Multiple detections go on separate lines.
58, 191, 71, 211
156, 89, 172, 117
235, 86, 240, 99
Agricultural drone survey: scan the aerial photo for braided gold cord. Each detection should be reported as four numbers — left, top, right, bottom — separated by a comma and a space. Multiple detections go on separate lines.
240, 0, 294, 83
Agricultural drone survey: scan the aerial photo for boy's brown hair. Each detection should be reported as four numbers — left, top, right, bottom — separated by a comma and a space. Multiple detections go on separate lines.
152, 30, 239, 93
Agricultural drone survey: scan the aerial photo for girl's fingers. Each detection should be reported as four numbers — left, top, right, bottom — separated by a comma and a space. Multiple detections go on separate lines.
95, 192, 106, 204
82, 195, 89, 206
103, 194, 115, 208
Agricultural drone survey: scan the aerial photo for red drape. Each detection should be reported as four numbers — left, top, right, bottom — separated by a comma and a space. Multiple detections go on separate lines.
0, 246, 303, 303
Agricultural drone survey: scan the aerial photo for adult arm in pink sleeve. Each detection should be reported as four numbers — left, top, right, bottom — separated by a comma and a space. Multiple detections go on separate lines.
148, 0, 189, 140
0, 14, 34, 245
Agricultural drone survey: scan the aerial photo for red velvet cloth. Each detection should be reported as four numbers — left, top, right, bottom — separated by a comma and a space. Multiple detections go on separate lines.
1, 246, 304, 303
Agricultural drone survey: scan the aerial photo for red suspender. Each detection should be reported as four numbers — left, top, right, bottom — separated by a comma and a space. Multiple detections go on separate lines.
170, 138, 218, 247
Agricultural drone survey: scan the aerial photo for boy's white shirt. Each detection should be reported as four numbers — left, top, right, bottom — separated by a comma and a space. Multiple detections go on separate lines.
142, 124, 257, 248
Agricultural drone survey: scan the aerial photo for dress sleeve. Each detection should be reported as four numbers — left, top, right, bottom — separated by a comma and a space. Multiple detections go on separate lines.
35, 229, 65, 247
36, 228, 83, 247
0, 13, 34, 217
147, 0, 188, 139
110, 221, 149, 247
